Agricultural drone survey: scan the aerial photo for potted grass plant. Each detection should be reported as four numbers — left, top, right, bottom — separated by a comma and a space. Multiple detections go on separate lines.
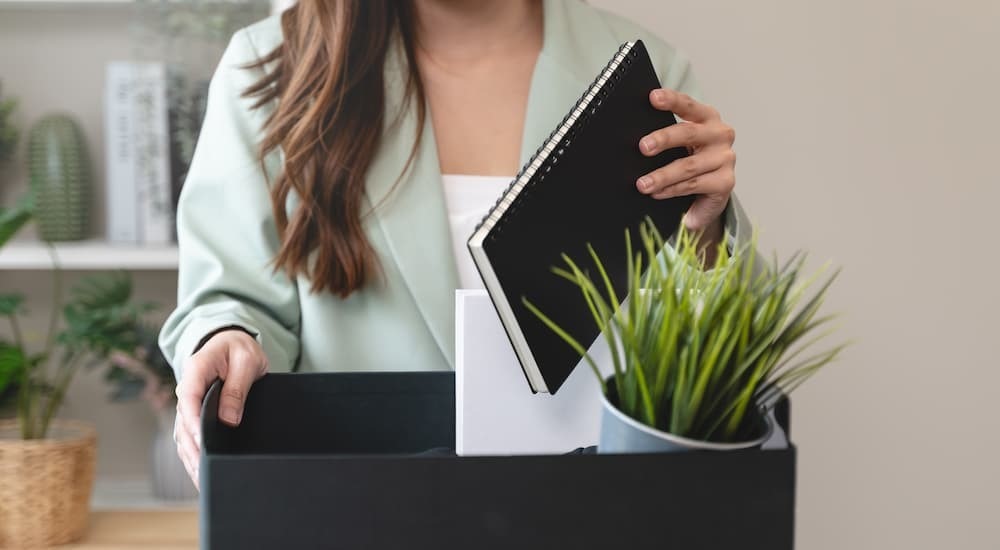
525, 220, 846, 453
0, 197, 152, 547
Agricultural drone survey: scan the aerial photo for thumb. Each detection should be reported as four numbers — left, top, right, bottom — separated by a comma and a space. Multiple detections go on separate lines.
217, 360, 261, 427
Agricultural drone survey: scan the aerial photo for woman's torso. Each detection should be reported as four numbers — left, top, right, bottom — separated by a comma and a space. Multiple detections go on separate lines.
162, 0, 701, 375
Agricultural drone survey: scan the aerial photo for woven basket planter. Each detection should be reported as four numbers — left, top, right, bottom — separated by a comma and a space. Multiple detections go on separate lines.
0, 420, 97, 547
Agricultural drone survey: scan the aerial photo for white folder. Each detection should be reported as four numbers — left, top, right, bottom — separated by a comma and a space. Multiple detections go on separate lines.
455, 289, 614, 456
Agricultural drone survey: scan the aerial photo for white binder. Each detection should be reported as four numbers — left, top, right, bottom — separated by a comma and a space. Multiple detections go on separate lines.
455, 289, 613, 456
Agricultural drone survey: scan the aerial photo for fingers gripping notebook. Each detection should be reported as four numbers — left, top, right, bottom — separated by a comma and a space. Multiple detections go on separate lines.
467, 40, 693, 394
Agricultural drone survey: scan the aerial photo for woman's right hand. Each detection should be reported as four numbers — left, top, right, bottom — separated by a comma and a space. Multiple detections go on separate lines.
174, 328, 268, 489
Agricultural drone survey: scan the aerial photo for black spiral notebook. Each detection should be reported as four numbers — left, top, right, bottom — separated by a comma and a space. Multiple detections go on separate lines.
468, 40, 694, 394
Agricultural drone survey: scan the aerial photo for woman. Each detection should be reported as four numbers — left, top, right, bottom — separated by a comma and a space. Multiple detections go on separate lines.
160, 0, 747, 485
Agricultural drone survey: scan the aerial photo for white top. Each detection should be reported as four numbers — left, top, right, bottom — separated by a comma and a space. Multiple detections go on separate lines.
440, 174, 513, 289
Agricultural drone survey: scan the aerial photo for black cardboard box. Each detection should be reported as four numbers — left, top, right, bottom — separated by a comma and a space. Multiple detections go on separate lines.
200, 372, 795, 550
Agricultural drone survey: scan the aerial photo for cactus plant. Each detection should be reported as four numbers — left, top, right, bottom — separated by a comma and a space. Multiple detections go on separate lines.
27, 114, 92, 242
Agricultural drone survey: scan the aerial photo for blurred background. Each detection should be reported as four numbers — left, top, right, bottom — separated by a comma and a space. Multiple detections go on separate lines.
1, 0, 998, 548
0, 0, 273, 533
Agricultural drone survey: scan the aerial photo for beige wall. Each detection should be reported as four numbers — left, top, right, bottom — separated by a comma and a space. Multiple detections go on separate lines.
590, 0, 1000, 548
2, 0, 999, 548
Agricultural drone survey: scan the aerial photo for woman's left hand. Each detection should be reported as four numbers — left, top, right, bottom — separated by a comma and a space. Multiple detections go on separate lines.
636, 88, 737, 240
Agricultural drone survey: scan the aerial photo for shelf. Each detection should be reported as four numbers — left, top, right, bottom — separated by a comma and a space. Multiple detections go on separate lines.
0, 0, 271, 8
65, 510, 198, 549
0, 0, 137, 8
0, 240, 178, 271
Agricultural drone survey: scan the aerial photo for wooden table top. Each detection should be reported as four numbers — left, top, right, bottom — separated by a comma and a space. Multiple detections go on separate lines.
60, 510, 198, 549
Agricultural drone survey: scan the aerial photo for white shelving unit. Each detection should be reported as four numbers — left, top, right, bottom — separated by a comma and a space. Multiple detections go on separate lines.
0, 0, 135, 9
0, 0, 281, 9
0, 240, 178, 270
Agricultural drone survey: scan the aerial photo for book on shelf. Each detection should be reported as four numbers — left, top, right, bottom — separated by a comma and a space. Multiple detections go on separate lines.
105, 62, 138, 244
104, 61, 174, 245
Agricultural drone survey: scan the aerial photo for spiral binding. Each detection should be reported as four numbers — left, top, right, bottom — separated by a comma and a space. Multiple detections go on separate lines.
470, 41, 640, 243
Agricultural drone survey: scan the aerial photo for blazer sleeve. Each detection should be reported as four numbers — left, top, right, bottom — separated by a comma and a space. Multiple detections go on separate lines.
158, 29, 301, 379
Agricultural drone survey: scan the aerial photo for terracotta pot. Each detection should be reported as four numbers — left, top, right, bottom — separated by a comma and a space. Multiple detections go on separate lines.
0, 419, 96, 547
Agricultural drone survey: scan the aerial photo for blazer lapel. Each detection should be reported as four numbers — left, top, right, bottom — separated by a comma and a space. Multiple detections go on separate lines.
363, 0, 601, 369
519, 0, 598, 165
365, 44, 459, 368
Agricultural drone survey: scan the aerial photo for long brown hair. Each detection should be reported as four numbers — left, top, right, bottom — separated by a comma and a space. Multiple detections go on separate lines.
243, 1, 424, 297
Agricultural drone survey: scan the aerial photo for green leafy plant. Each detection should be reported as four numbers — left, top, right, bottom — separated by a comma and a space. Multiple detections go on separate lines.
0, 83, 18, 164
0, 198, 154, 439
525, 221, 847, 443
0, 197, 32, 416
132, 0, 270, 194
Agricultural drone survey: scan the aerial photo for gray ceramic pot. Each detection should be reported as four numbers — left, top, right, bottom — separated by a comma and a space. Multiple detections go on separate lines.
150, 408, 197, 501
598, 377, 772, 454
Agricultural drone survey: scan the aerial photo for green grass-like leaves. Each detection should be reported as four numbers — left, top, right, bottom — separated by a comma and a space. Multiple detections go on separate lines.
525, 220, 846, 443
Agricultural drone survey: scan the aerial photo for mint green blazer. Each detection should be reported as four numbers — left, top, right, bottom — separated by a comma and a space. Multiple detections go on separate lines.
159, 0, 756, 378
